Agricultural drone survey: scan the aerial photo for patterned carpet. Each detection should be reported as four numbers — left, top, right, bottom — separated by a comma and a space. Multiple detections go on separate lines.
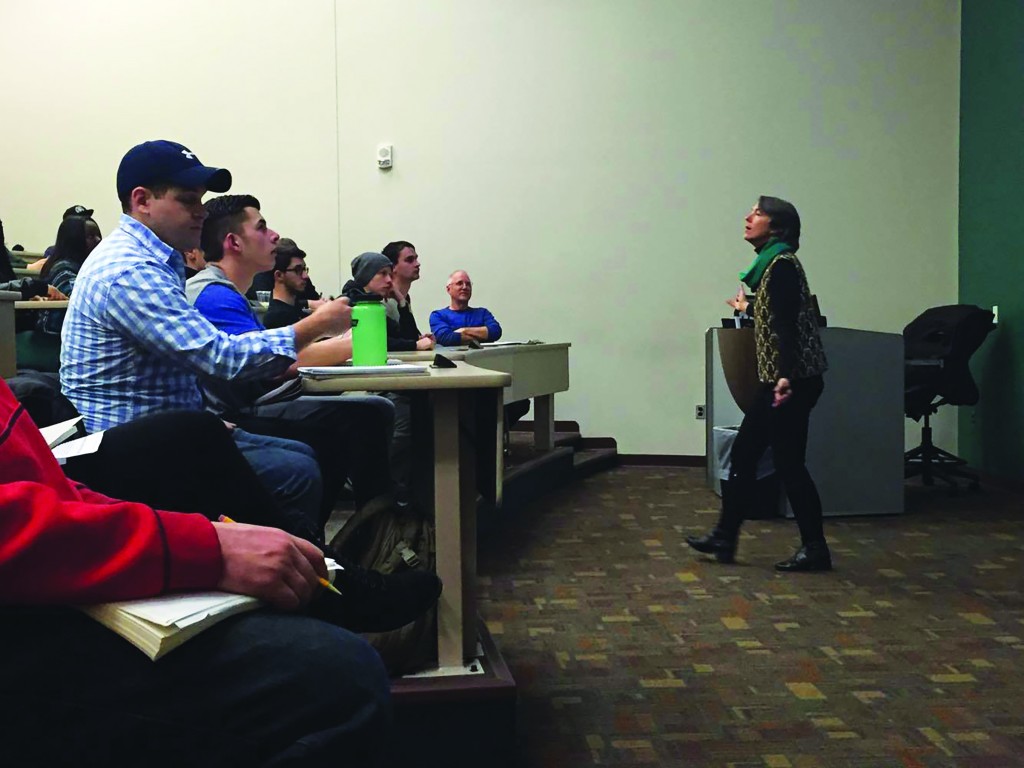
477, 466, 1024, 767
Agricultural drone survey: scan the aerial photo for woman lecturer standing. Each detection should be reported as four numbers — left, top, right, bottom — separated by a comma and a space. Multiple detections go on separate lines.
688, 196, 831, 572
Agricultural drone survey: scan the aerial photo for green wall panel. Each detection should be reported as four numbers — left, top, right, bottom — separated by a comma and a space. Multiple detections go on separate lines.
959, 0, 1024, 480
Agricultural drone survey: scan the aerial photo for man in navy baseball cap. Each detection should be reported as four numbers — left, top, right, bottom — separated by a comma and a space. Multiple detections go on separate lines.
116, 140, 232, 207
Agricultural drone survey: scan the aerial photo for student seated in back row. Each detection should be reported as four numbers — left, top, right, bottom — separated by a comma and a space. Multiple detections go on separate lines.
382, 240, 435, 351
429, 269, 502, 346
0, 378, 393, 767
0, 216, 64, 301
340, 252, 428, 504
247, 238, 324, 309
429, 270, 531, 438
342, 252, 434, 352
262, 237, 314, 329
37, 214, 103, 338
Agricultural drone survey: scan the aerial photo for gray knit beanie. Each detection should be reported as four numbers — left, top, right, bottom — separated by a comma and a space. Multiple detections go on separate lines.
351, 251, 392, 287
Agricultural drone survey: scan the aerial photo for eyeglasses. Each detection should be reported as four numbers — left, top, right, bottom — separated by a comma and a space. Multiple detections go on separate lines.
283, 266, 309, 275
450, 280, 472, 287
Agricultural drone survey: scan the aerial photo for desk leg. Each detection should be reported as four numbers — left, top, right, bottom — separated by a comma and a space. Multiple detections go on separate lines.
432, 390, 477, 668
495, 394, 504, 509
0, 301, 16, 378
533, 393, 555, 451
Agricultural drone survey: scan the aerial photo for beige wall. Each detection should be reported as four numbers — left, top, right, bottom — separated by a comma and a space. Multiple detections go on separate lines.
0, 0, 961, 455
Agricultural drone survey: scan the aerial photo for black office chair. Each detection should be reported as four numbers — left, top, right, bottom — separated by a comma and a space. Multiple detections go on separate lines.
903, 304, 995, 490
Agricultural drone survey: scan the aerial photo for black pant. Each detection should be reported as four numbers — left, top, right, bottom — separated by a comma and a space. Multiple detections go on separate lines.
61, 409, 318, 538
718, 375, 826, 545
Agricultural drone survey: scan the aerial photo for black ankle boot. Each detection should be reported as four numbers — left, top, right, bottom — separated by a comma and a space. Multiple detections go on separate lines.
685, 530, 737, 564
775, 542, 832, 572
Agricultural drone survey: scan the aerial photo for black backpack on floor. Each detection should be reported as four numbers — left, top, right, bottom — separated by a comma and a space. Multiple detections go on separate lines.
329, 495, 437, 676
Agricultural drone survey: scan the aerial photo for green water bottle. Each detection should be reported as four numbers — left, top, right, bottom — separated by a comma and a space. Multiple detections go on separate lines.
350, 301, 387, 365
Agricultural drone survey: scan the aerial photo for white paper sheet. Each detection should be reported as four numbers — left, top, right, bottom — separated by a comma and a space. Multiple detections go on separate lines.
51, 431, 105, 464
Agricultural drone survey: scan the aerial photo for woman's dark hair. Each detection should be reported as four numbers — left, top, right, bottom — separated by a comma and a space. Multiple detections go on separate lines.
759, 195, 800, 251
41, 217, 92, 279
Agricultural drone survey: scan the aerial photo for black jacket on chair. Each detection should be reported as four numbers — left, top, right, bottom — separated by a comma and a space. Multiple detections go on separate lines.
903, 304, 994, 421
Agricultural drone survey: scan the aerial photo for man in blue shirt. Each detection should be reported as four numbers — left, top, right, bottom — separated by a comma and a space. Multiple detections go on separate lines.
61, 140, 353, 543
186, 194, 396, 523
429, 270, 502, 346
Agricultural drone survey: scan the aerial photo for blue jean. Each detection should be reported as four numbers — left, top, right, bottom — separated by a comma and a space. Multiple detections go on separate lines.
0, 607, 393, 767
232, 428, 322, 540
237, 396, 394, 522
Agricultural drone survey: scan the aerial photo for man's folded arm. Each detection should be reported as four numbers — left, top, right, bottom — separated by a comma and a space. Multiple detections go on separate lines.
429, 310, 462, 346
483, 309, 502, 342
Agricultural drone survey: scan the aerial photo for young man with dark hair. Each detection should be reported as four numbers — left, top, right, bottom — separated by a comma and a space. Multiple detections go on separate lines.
382, 239, 434, 350
262, 238, 312, 329
187, 197, 419, 543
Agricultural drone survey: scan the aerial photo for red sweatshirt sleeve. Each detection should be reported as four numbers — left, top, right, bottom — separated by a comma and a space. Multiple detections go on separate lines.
0, 384, 223, 604
0, 482, 222, 604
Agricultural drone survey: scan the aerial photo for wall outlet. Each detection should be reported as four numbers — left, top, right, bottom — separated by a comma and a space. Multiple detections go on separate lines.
695, 404, 706, 420
992, 305, 999, 325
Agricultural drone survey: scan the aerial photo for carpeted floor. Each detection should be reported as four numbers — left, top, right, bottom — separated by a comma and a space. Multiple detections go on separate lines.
477, 466, 1024, 767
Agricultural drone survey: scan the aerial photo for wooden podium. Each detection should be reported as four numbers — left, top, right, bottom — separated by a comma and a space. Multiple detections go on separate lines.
705, 326, 904, 517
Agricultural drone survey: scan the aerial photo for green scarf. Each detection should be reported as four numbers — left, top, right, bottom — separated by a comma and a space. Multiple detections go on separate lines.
739, 238, 794, 291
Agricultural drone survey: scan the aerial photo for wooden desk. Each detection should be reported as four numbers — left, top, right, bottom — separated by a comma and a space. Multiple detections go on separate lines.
467, 342, 570, 451
303, 361, 511, 671
395, 342, 570, 447
394, 342, 571, 507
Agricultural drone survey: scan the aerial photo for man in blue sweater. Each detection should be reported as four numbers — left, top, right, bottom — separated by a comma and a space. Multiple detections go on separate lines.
428, 270, 502, 347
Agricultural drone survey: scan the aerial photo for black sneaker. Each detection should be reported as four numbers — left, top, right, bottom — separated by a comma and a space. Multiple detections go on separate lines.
310, 558, 442, 633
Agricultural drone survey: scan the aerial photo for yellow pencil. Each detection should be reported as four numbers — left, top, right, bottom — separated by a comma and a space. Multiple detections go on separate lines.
217, 516, 341, 595
319, 577, 343, 596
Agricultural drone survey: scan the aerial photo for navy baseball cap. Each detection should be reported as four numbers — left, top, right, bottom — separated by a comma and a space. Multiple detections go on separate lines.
116, 140, 232, 200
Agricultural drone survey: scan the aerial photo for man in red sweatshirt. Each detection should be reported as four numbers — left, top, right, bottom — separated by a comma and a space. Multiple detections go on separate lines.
0, 380, 391, 766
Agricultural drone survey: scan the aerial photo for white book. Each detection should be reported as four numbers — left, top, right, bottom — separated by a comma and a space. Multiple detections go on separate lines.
81, 561, 343, 661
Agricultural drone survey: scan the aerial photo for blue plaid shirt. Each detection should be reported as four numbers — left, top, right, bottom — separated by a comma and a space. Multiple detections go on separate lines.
61, 215, 297, 432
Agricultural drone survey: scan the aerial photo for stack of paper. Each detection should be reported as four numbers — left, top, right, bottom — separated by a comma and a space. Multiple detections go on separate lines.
299, 363, 428, 379
82, 560, 343, 661
81, 592, 260, 661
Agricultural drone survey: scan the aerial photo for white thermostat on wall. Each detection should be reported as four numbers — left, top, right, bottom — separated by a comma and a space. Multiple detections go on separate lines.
377, 144, 393, 169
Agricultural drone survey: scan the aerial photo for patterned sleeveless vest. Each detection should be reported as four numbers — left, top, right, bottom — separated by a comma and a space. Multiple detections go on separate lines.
752, 253, 828, 383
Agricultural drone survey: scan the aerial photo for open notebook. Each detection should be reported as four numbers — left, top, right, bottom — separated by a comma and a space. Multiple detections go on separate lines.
81, 560, 342, 660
